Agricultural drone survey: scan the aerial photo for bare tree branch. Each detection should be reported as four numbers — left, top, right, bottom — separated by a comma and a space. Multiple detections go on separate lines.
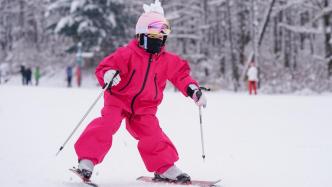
257, 0, 277, 46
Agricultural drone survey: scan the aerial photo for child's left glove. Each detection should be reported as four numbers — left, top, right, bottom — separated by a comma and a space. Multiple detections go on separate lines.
187, 84, 207, 108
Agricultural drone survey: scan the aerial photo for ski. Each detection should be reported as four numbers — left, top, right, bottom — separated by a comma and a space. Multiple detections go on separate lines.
69, 167, 98, 187
137, 176, 221, 187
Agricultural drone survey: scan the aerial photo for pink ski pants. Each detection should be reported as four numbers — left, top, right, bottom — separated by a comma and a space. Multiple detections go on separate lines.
74, 106, 179, 173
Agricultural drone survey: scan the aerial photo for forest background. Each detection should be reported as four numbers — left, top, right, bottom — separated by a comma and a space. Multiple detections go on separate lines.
1, 0, 332, 93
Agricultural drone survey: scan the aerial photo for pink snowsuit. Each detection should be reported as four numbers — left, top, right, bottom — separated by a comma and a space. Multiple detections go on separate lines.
74, 39, 198, 174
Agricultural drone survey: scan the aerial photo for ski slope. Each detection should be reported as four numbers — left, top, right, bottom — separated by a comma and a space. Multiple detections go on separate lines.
0, 85, 331, 187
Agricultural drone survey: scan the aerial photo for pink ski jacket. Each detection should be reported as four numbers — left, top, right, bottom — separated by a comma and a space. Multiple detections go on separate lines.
95, 39, 198, 115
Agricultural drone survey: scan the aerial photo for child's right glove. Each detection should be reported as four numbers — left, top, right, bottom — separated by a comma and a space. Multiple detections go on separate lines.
187, 84, 207, 108
103, 69, 121, 86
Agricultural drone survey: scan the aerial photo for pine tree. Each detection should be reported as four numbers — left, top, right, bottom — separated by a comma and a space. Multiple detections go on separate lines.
47, 0, 134, 56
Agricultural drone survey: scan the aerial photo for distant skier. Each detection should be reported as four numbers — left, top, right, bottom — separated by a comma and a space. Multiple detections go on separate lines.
75, 66, 82, 87
25, 67, 32, 85
247, 61, 258, 95
66, 65, 73, 87
20, 65, 26, 85
34, 66, 41, 86
74, 0, 207, 184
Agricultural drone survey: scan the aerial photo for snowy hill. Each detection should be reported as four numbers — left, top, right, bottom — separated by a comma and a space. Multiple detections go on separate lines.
0, 85, 331, 187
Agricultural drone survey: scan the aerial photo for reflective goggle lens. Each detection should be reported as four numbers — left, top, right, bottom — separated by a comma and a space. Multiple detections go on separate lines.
147, 21, 171, 35
146, 33, 164, 39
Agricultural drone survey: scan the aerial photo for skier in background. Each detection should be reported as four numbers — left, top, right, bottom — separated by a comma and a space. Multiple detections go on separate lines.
75, 66, 82, 87
247, 61, 258, 95
34, 66, 41, 86
74, 0, 207, 184
66, 65, 73, 87
25, 67, 32, 85
20, 65, 26, 85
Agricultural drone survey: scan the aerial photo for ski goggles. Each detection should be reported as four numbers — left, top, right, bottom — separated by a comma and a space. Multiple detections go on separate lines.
147, 21, 171, 36
146, 33, 164, 40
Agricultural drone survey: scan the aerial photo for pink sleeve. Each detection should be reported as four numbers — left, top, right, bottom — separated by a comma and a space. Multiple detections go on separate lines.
95, 49, 128, 87
167, 56, 198, 97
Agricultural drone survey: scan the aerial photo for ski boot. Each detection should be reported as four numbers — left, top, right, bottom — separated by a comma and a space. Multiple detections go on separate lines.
77, 159, 94, 181
153, 165, 191, 184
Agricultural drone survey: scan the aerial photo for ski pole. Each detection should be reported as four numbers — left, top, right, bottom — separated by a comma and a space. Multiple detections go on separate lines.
198, 106, 206, 160
56, 71, 119, 156
197, 87, 210, 161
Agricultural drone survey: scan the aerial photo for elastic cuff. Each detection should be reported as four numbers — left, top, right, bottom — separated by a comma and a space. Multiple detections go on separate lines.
156, 164, 174, 174
78, 157, 98, 165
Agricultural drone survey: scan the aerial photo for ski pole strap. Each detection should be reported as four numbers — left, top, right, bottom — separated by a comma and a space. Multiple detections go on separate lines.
102, 71, 120, 92
102, 83, 108, 89
199, 86, 211, 91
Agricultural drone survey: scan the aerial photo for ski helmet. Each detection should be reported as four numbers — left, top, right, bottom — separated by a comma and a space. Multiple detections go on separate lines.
135, 0, 171, 36
135, 12, 170, 36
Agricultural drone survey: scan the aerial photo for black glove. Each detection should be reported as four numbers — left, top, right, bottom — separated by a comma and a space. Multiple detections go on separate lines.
186, 84, 207, 108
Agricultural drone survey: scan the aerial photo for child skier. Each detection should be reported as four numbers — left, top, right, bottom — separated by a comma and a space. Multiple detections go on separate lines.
247, 61, 258, 95
74, 0, 207, 184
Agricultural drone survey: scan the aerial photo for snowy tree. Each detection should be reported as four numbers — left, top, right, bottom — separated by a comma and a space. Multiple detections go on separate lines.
47, 0, 134, 59
321, 0, 332, 77
0, 0, 73, 73
1, 0, 332, 93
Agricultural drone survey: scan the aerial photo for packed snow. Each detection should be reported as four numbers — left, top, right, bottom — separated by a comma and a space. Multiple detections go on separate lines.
0, 85, 332, 187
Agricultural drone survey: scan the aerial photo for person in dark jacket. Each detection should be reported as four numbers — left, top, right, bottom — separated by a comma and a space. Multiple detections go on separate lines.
20, 65, 26, 85
66, 65, 73, 87
25, 67, 32, 85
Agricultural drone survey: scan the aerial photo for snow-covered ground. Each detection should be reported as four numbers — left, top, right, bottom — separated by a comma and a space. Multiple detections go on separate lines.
0, 85, 332, 187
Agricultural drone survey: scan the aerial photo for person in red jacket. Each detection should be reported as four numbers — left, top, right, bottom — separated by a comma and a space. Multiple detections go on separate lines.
74, 0, 207, 183
247, 61, 258, 95
75, 66, 82, 87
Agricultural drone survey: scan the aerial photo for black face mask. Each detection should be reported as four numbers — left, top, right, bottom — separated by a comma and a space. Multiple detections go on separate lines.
139, 34, 165, 54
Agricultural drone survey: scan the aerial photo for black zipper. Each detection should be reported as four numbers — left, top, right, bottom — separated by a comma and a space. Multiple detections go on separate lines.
119, 70, 136, 91
130, 54, 153, 116
154, 74, 158, 100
